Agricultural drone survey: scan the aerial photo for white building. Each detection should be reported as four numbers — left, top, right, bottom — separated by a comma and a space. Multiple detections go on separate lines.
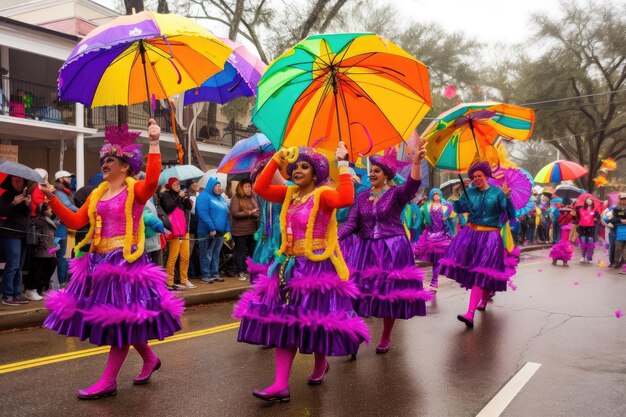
0, 0, 253, 187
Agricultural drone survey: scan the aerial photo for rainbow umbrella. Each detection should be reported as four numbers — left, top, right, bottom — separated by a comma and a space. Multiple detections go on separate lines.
423, 101, 535, 173
184, 38, 266, 106
253, 32, 432, 161
534, 160, 588, 183
217, 133, 274, 174
58, 11, 232, 107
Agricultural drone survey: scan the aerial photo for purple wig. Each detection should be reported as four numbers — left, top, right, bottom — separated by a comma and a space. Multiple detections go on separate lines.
369, 154, 397, 179
286, 147, 329, 186
100, 124, 143, 175
468, 161, 492, 179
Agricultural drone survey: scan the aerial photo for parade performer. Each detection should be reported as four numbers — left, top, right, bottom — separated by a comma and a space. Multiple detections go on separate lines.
234, 143, 370, 403
439, 161, 516, 328
339, 144, 432, 354
550, 205, 575, 266
414, 188, 452, 290
577, 196, 600, 263
40, 121, 184, 399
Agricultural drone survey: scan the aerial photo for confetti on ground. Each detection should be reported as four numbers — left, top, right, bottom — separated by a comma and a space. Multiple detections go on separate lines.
597, 272, 603, 278
573, 281, 580, 285
598, 261, 607, 267
616, 310, 623, 319
537, 269, 543, 272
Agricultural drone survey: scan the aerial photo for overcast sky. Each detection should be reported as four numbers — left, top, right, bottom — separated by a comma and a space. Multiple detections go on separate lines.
94, 0, 567, 48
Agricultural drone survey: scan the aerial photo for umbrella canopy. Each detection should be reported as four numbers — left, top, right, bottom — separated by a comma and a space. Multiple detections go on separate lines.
534, 160, 588, 183
554, 184, 584, 201
184, 38, 266, 106
59, 11, 232, 107
575, 192, 602, 210
217, 133, 274, 174
0, 161, 44, 183
158, 164, 205, 185
439, 178, 461, 198
488, 168, 532, 210
253, 32, 432, 160
423, 101, 535, 173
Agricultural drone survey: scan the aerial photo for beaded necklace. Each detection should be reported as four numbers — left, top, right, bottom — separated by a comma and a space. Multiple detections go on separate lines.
369, 186, 389, 203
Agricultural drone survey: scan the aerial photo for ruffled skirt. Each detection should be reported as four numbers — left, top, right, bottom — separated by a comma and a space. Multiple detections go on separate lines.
44, 249, 184, 347
344, 235, 432, 319
414, 230, 451, 264
550, 240, 575, 261
234, 253, 370, 356
438, 227, 511, 292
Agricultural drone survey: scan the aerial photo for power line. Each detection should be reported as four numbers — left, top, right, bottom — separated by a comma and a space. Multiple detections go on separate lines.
521, 88, 626, 107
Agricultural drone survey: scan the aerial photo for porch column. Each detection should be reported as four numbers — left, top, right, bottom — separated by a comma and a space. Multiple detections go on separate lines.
75, 103, 85, 188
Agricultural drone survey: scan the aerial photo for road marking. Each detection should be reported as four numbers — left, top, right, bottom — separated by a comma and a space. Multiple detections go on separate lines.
476, 362, 542, 417
0, 322, 240, 374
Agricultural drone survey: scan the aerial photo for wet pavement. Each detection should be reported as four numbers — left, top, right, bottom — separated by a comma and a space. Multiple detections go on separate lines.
1, 248, 625, 417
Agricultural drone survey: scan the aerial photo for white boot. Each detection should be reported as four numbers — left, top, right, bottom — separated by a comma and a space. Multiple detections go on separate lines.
24, 289, 43, 301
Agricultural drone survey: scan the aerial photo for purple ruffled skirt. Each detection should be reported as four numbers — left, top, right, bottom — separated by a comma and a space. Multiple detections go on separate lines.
550, 240, 575, 261
438, 227, 510, 292
234, 252, 370, 356
414, 230, 451, 264
344, 235, 432, 320
44, 249, 184, 347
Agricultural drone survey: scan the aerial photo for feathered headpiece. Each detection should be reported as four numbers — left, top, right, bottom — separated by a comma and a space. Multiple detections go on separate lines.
286, 147, 330, 186
369, 147, 410, 180
100, 124, 143, 175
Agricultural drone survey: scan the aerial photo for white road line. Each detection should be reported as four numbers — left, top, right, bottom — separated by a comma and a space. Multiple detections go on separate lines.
476, 362, 542, 417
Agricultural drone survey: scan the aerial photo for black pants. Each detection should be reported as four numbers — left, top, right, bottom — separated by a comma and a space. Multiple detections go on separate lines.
26, 257, 57, 293
233, 234, 256, 274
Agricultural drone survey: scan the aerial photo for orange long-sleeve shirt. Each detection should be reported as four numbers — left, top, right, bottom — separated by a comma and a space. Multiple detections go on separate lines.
253, 159, 354, 211
49, 153, 161, 230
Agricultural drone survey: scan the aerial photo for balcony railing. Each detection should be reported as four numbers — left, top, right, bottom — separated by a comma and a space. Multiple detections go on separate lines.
0, 76, 74, 124
85, 103, 175, 133
195, 116, 258, 147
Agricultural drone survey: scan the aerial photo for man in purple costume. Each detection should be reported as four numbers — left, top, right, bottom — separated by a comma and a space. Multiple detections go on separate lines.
439, 161, 516, 328
40, 121, 184, 399
339, 142, 433, 354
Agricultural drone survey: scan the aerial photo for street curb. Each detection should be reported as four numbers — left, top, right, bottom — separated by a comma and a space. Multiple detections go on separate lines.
0, 284, 252, 332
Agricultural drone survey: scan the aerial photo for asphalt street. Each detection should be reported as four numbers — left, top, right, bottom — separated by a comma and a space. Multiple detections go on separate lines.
0, 248, 624, 417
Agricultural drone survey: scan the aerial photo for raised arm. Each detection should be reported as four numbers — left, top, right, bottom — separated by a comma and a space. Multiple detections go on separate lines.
253, 158, 287, 204
134, 121, 161, 204
320, 171, 355, 210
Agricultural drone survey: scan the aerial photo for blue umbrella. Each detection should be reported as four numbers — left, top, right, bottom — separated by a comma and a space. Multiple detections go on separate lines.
159, 164, 205, 185
217, 133, 274, 174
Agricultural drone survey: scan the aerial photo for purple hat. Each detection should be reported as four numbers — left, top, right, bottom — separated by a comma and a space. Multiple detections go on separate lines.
468, 161, 492, 179
286, 147, 329, 186
250, 153, 273, 183
100, 124, 142, 175
369, 147, 408, 180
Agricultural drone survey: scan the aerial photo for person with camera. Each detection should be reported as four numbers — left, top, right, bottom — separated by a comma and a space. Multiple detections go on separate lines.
160, 177, 195, 289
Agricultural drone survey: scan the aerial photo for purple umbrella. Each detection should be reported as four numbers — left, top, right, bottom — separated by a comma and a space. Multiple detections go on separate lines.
184, 38, 266, 106
218, 133, 274, 174
488, 167, 532, 210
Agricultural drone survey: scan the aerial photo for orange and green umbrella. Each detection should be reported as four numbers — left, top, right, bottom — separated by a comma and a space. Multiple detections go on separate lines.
423, 101, 535, 173
252, 33, 432, 161
534, 160, 588, 183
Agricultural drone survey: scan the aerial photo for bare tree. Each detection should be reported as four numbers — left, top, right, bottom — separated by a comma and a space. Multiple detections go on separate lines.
124, 0, 145, 14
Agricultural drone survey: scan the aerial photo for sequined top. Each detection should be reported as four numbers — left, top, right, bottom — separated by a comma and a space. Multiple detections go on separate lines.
452, 186, 515, 228
339, 177, 422, 240
427, 206, 448, 234
97, 189, 144, 238
287, 196, 331, 241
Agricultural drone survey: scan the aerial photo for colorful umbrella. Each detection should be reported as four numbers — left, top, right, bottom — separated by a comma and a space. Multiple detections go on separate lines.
217, 133, 274, 174
184, 38, 266, 106
253, 32, 432, 160
59, 11, 232, 107
158, 164, 205, 185
488, 168, 532, 210
534, 160, 588, 183
554, 184, 584, 201
423, 101, 535, 173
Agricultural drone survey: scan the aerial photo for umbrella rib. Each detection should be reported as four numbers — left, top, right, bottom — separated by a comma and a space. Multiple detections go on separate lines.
301, 72, 335, 146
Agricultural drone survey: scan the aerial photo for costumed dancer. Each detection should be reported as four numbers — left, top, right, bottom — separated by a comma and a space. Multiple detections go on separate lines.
550, 204, 575, 266
414, 188, 452, 290
439, 161, 516, 328
339, 144, 432, 354
40, 121, 184, 399
234, 144, 370, 403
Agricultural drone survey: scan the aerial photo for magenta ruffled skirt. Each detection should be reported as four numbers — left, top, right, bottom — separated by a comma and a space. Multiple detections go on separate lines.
438, 227, 511, 292
44, 249, 184, 347
344, 235, 432, 319
550, 240, 575, 261
414, 230, 451, 264
234, 252, 370, 356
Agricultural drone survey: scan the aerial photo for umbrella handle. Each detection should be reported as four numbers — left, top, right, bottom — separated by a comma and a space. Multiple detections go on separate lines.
467, 118, 480, 156
458, 173, 470, 203
139, 40, 153, 118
